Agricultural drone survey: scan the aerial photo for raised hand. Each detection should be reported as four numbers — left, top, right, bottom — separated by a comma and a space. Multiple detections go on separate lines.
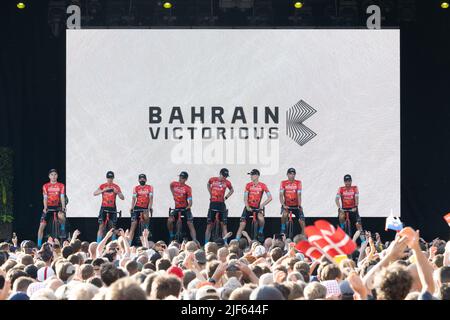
348, 271, 367, 299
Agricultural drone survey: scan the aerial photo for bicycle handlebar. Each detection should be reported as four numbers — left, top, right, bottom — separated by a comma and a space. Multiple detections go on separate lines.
103, 209, 122, 218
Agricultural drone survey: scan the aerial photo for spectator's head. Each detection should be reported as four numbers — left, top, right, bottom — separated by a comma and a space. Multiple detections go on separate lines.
100, 263, 120, 287
88, 277, 104, 288
436, 266, 450, 287
12, 276, 35, 293
185, 241, 198, 253
30, 288, 56, 300
56, 262, 76, 283
125, 260, 139, 276
105, 278, 146, 300
194, 250, 207, 268
150, 275, 182, 300
217, 247, 229, 263
80, 264, 95, 281
432, 254, 444, 269
61, 246, 74, 259
156, 258, 171, 271
205, 242, 218, 255
142, 272, 159, 296
374, 265, 412, 300
195, 285, 220, 300
80, 241, 90, 253
24, 265, 38, 280
182, 270, 196, 289
19, 254, 34, 266
68, 254, 81, 266
229, 287, 253, 300
439, 283, 450, 300
6, 269, 28, 288
321, 264, 342, 281
92, 258, 106, 276
270, 247, 283, 263
71, 239, 82, 253
67, 283, 99, 300
304, 282, 327, 300
250, 285, 285, 300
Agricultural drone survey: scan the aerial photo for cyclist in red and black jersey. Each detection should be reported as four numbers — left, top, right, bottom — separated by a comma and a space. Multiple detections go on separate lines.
205, 168, 234, 244
168, 171, 197, 242
279, 168, 305, 236
128, 174, 153, 244
236, 169, 272, 242
93, 171, 124, 243
37, 169, 66, 248
336, 174, 363, 237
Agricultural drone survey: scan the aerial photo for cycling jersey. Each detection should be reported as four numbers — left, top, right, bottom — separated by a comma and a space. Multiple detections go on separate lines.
133, 184, 153, 208
337, 186, 359, 209
208, 177, 233, 202
280, 179, 302, 207
170, 181, 192, 208
99, 183, 122, 208
42, 182, 65, 207
244, 182, 270, 208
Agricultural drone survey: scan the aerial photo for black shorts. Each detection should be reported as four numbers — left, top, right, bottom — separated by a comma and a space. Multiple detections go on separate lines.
338, 207, 362, 226
40, 206, 62, 223
98, 206, 118, 225
280, 206, 305, 222
169, 207, 194, 222
131, 207, 151, 222
207, 202, 228, 224
240, 207, 264, 222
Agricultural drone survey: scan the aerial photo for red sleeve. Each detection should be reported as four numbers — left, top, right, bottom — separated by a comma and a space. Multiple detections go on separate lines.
116, 184, 122, 193
226, 180, 232, 189
208, 178, 213, 185
42, 184, 47, 195
298, 181, 302, 192
263, 183, 270, 193
60, 183, 65, 194
279, 181, 285, 191
99, 183, 105, 190
170, 182, 175, 189
355, 186, 359, 194
245, 183, 250, 192
336, 187, 341, 196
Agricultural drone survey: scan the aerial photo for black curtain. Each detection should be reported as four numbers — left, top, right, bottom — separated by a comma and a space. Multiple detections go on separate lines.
1, 0, 449, 241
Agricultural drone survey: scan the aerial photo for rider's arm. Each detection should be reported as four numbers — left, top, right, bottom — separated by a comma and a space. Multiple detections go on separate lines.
186, 187, 192, 209
117, 186, 125, 200
131, 187, 137, 210
279, 183, 285, 207
60, 184, 66, 210
335, 191, 341, 208
207, 180, 212, 197
297, 191, 302, 208
225, 184, 234, 200
244, 191, 250, 209
355, 187, 359, 207
260, 186, 272, 208
42, 186, 48, 212
148, 189, 153, 211
93, 186, 104, 196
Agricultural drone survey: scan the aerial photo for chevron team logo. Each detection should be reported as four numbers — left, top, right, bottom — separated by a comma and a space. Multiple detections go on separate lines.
286, 100, 317, 146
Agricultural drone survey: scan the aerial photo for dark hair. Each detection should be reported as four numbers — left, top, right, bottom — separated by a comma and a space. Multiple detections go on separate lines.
6, 269, 28, 287
100, 263, 120, 287
440, 283, 450, 300
438, 266, 450, 284
126, 260, 139, 275
88, 277, 104, 288
71, 239, 82, 253
0, 251, 9, 266
321, 264, 342, 281
156, 258, 171, 271
143, 262, 156, 271
375, 265, 412, 300
92, 258, 106, 267
61, 246, 74, 259
68, 254, 81, 265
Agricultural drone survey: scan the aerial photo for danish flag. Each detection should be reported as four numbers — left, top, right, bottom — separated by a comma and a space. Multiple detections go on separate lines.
295, 220, 356, 260
444, 213, 450, 227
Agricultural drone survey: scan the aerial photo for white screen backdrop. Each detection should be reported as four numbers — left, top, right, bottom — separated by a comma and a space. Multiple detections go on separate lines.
66, 29, 400, 218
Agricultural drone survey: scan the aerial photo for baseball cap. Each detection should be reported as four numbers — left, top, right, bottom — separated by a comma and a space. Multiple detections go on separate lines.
253, 245, 266, 258
48, 169, 58, 175
194, 249, 207, 265
344, 174, 352, 181
179, 171, 189, 179
250, 285, 284, 300
138, 174, 146, 180
247, 169, 260, 176
167, 266, 184, 279
196, 285, 220, 300
220, 168, 230, 178
287, 168, 296, 174
106, 171, 115, 178
37, 266, 55, 282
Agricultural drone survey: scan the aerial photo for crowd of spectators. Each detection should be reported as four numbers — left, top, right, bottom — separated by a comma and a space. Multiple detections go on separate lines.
1, 227, 449, 300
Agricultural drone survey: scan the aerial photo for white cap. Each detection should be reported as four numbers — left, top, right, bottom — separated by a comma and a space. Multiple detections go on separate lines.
259, 273, 274, 286
254, 245, 266, 258
37, 266, 55, 282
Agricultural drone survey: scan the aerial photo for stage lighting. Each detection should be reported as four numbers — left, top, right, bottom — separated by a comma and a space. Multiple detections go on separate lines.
17, 2, 26, 9
294, 2, 303, 9
441, 2, 449, 9
163, 2, 172, 9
